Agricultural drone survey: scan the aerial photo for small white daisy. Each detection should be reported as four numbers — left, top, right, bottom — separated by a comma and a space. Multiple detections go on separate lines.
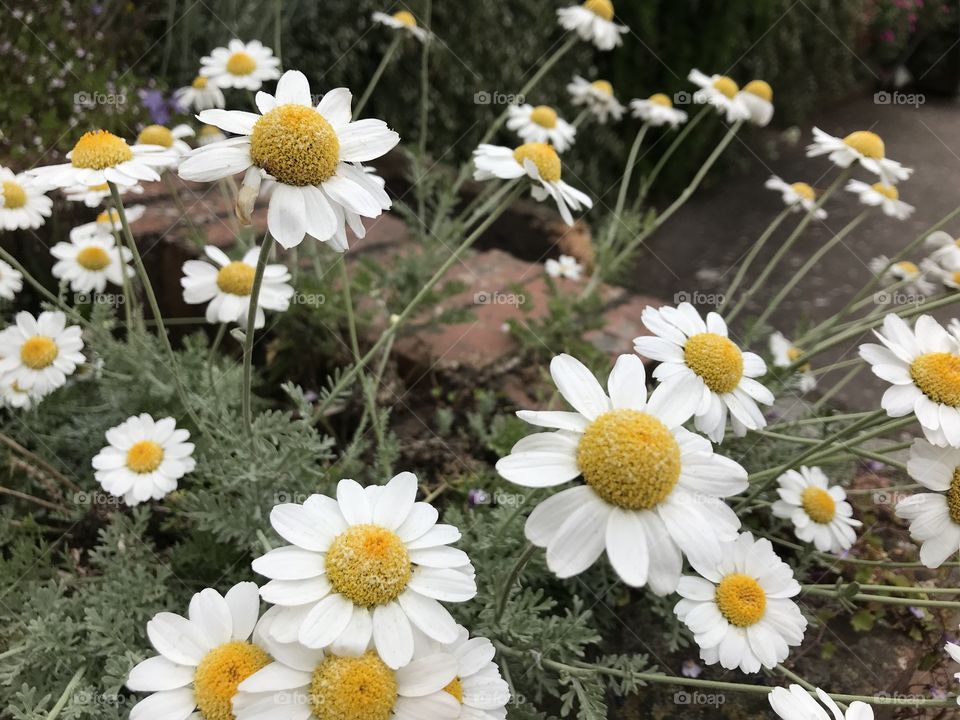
921, 257, 960, 292
50, 231, 133, 294
771, 466, 861, 553
496, 354, 747, 594
674, 532, 807, 673
895, 439, 960, 567
556, 0, 628, 51
136, 123, 196, 165
174, 75, 226, 112
945, 638, 960, 688
688, 70, 750, 122
200, 39, 281, 90
70, 205, 147, 242
372, 10, 430, 42
629, 93, 688, 129
0, 258, 23, 300
545, 254, 583, 281
506, 103, 577, 152
92, 413, 196, 506
567, 76, 625, 124
769, 331, 816, 393
924, 230, 960, 267
769, 685, 875, 720
473, 143, 592, 226
806, 127, 912, 185
0, 167, 53, 230
0, 311, 84, 395
64, 181, 144, 208
764, 176, 827, 219
846, 179, 914, 220
736, 80, 774, 127
867, 255, 934, 297
197, 124, 227, 146
634, 302, 774, 443
0, 379, 45, 410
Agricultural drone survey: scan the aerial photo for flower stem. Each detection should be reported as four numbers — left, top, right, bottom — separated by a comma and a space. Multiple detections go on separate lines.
46, 667, 85, 720
803, 585, 960, 609
355, 34, 402, 118
634, 105, 710, 206
601, 122, 649, 253
0, 247, 87, 325
241, 234, 274, 434
495, 543, 537, 624
718, 207, 792, 313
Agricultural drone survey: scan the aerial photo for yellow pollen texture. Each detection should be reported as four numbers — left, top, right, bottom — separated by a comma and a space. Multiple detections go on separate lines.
648, 93, 672, 107
193, 76, 209, 89
952, 271, 960, 286
895, 261, 919, 275
96, 209, 121, 227
126, 440, 164, 474
843, 131, 885, 159
444, 677, 464, 704
76, 246, 111, 271
325, 524, 411, 606
137, 125, 175, 148
683, 332, 744, 394
715, 574, 766, 627
2, 180, 27, 209
591, 80, 614, 96
910, 352, 960, 407
309, 652, 398, 720
392, 10, 417, 26
948, 469, 960, 524
20, 336, 58, 370
250, 105, 340, 186
226, 51, 257, 76
712, 76, 739, 99
576, 409, 681, 510
801, 486, 836, 524
216, 262, 256, 296
71, 130, 133, 169
513, 143, 561, 183
530, 105, 559, 129
871, 182, 898, 200
583, 0, 615, 21
194, 641, 271, 720
743, 80, 773, 102
790, 182, 815, 202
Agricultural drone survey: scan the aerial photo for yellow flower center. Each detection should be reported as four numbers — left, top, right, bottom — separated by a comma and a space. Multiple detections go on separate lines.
89, 183, 109, 192
743, 80, 773, 102
894, 261, 919, 275
126, 440, 165, 474
194, 641, 271, 720
325, 524, 412, 606
583, 0, 614, 21
529, 105, 559, 129
513, 143, 561, 183
250, 105, 340, 186
786, 346, 811, 372
71, 130, 134, 169
2, 180, 27, 209
591, 80, 613, 96
443, 677, 464, 704
683, 332, 744, 394
76, 246, 111, 271
951, 271, 960, 286
392, 10, 417, 27
137, 124, 175, 148
800, 486, 836, 523
200, 125, 223, 139
910, 352, 960, 407
843, 131, 885, 159
226, 51, 257, 76
715, 573, 767, 627
648, 93, 673, 107
871, 182, 898, 200
948, 469, 960, 524
309, 652, 398, 720
95, 208, 122, 230
192, 75, 209, 89
216, 261, 256, 296
712, 76, 739, 99
20, 336, 58, 370
790, 182, 815, 202
576, 409, 681, 510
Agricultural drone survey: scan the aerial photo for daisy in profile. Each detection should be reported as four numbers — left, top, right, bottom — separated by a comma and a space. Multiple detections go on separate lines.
127, 582, 268, 720
136, 123, 196, 165
945, 636, 960, 689
70, 205, 147, 241
896, 439, 960, 567
771, 466, 860, 553
765, 176, 826, 219
688, 70, 750, 122
736, 80, 774, 127
806, 128, 912, 185
924, 230, 960, 266
173, 75, 226, 112
473, 143, 592, 226
181, 245, 293, 328
846, 179, 914, 220
0, 166, 53, 230
0, 258, 23, 300
867, 255, 934, 298
50, 231, 133, 294
769, 331, 816, 393
545, 254, 583, 280
64, 181, 143, 208
859, 314, 960, 446
179, 70, 398, 250
496, 354, 747, 594
630, 94, 688, 129
200, 39, 281, 90
674, 532, 807, 673
634, 302, 773, 442
0, 311, 85, 395
507, 103, 577, 152
0, 380, 44, 410
92, 413, 196, 506
251, 472, 476, 669
197, 125, 227, 146
557, 0, 628, 50
372, 10, 430, 42
567, 76, 625, 124
769, 685, 874, 720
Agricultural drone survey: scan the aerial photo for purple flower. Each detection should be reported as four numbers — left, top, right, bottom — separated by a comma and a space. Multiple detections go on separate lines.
139, 88, 171, 125
681, 659, 702, 678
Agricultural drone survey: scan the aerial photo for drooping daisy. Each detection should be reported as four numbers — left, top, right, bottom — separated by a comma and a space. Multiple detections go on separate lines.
868, 255, 934, 297
771, 466, 861, 553
64, 181, 144, 208
769, 331, 816, 393
924, 230, 960, 267
92, 413, 196, 506
688, 70, 750, 122
567, 76, 625, 124
181, 245, 294, 328
250, 472, 476, 669
0, 379, 45, 410
0, 311, 84, 395
174, 75, 226, 112
136, 123, 196, 164
556, 0, 628, 50
70, 205, 147, 241
634, 303, 773, 443
895, 439, 960, 567
921, 256, 960, 293
506, 104, 577, 152
473, 143, 592, 226
0, 167, 53, 230
50, 231, 133, 294
846, 179, 914, 220
496, 353, 747, 594
127, 582, 269, 720
179, 70, 398, 250
769, 685, 874, 720
545, 254, 583, 281
200, 39, 281, 90
945, 637, 960, 688
859, 314, 960, 447
629, 93, 688, 129
372, 10, 430, 42
764, 176, 827, 219
674, 532, 807, 673
736, 80, 774, 127
806, 127, 912, 185
0, 258, 23, 300
197, 125, 227, 146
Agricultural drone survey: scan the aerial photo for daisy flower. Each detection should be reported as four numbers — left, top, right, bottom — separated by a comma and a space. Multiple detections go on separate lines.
0, 311, 84, 395
174, 75, 226, 112
924, 230, 960, 266
764, 176, 827, 219
136, 123, 196, 164
634, 302, 774, 443
181, 245, 294, 328
921, 257, 960, 293
0, 258, 23, 300
127, 582, 268, 720
92, 413, 196, 505
846, 179, 914, 220
769, 331, 816, 393
472, 143, 592, 226
200, 39, 281, 90
674, 532, 807, 673
895, 439, 960, 567
496, 353, 747, 594
372, 10, 430, 42
556, 0, 628, 51
629, 93, 688, 129
0, 380, 45, 410
250, 472, 476, 669
567, 76, 625, 124
859, 314, 960, 447
771, 466, 861, 553
769, 685, 874, 720
806, 127, 912, 185
0, 166, 53, 230
868, 255, 934, 297
545, 254, 583, 280
179, 70, 398, 250
736, 80, 774, 127
64, 181, 143, 208
945, 637, 960, 689
70, 205, 147, 241
50, 231, 133, 294
197, 125, 227, 146
506, 104, 577, 152
688, 70, 750, 122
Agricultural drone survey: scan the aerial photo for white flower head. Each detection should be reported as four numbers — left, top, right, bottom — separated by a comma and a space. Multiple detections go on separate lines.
556, 0, 628, 51
372, 10, 431, 42
174, 75, 226, 112
946, 638, 960, 686
629, 93, 688, 129
567, 76, 625, 124
771, 466, 861, 553
736, 80, 774, 127
70, 205, 146, 242
806, 127, 912, 185
0, 167, 53, 230
64, 181, 143, 208
0, 311, 84, 395
764, 176, 826, 219
0, 378, 46, 410
924, 230, 960, 268
135, 123, 196, 167
688, 70, 751, 123
200, 39, 281, 90
506, 103, 577, 152
769, 685, 874, 720
897, 439, 960, 567
545, 254, 583, 280
867, 255, 934, 297
846, 179, 914, 220
50, 231, 133, 294
768, 331, 816, 393
0, 258, 23, 300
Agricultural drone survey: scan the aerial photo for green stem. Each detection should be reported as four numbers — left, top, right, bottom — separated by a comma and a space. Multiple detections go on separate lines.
241, 234, 274, 434
110, 226, 136, 332
355, 34, 402, 118
635, 105, 710, 205
803, 586, 960, 609
46, 667, 85, 720
601, 122, 649, 253
495, 543, 537, 624
0, 246, 86, 325
718, 207, 791, 313
165, 174, 205, 249
415, 0, 432, 238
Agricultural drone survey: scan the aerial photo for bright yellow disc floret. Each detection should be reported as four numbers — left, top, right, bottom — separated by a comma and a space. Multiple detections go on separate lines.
325, 524, 412, 606
948, 469, 960, 524
216, 262, 256, 296
226, 52, 257, 76
683, 332, 744, 394
801, 486, 836, 523
76, 246, 111, 271
71, 130, 134, 170
583, 0, 614, 21
529, 105, 559, 129
712, 76, 739, 100
790, 182, 815, 202
250, 105, 341, 186
591, 80, 613, 96
715, 574, 766, 627
309, 652, 398, 720
910, 352, 960, 407
444, 677, 464, 704
743, 80, 773, 102
20, 336, 58, 370
871, 182, 898, 200
137, 125, 175, 148
194, 641, 271, 720
392, 10, 417, 26
2, 180, 27, 209
513, 143, 562, 183
126, 440, 164, 474
648, 93, 673, 107
192, 76, 209, 89
843, 131, 885, 159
